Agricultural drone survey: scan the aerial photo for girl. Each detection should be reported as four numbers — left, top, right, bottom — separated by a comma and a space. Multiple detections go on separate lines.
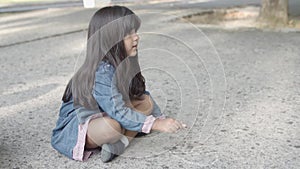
51, 6, 186, 163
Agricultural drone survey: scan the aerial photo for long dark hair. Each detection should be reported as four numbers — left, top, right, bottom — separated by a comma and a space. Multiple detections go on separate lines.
62, 6, 145, 110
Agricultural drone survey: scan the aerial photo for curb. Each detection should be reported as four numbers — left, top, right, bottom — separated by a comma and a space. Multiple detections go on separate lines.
0, 1, 83, 13
0, 0, 183, 13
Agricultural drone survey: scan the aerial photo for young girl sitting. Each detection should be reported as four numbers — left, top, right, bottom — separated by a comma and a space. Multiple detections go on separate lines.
51, 5, 186, 163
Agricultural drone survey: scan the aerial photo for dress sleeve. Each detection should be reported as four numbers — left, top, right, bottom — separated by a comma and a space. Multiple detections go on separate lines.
92, 62, 154, 132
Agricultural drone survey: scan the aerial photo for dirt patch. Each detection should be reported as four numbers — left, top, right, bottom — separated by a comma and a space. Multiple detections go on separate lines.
176, 6, 300, 30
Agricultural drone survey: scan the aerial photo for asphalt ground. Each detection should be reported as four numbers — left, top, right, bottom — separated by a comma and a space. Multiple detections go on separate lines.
0, 1, 299, 169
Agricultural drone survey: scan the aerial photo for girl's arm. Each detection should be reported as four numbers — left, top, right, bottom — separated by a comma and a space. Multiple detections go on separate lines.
93, 62, 155, 133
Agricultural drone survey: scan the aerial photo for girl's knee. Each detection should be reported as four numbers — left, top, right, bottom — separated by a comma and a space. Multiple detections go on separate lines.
104, 117, 122, 133
86, 117, 123, 146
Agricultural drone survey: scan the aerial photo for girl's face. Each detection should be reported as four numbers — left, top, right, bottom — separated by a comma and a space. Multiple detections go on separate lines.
124, 29, 139, 57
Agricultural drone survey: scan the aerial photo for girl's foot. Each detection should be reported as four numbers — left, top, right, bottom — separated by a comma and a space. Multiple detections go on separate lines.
100, 140, 126, 162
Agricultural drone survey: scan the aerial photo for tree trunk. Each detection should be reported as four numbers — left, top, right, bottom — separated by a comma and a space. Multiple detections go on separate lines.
259, 0, 288, 27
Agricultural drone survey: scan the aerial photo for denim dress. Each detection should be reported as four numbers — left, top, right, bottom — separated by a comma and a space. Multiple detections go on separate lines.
51, 61, 162, 160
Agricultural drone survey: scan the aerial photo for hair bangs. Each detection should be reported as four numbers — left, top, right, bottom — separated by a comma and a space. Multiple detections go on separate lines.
123, 14, 141, 35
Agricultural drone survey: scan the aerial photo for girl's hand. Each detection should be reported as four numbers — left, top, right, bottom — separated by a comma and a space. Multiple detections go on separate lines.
152, 118, 187, 133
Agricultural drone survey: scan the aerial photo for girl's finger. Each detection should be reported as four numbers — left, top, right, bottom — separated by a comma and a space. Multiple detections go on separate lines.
180, 122, 187, 128
169, 126, 177, 133
174, 120, 183, 129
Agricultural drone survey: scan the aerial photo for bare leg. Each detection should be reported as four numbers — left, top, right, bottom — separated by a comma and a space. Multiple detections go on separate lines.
85, 94, 154, 148
90, 94, 155, 162
85, 117, 124, 149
